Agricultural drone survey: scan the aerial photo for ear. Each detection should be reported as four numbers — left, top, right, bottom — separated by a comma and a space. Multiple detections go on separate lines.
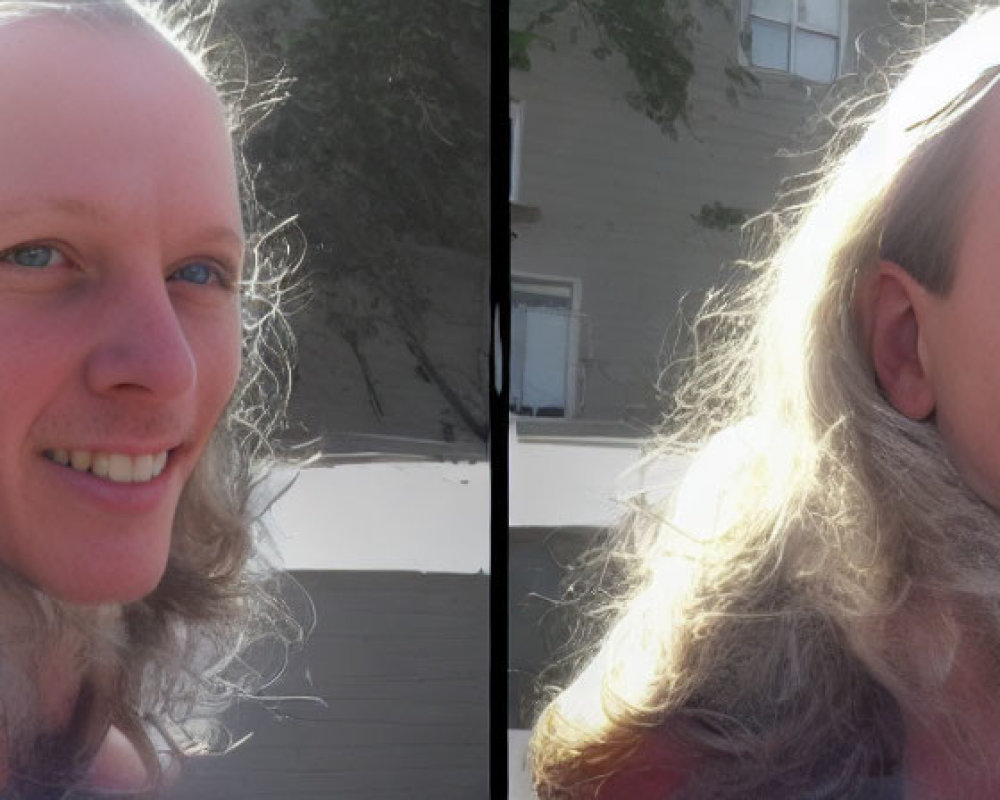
856, 260, 935, 420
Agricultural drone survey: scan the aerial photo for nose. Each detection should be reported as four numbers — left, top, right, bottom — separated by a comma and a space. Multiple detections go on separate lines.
85, 276, 196, 400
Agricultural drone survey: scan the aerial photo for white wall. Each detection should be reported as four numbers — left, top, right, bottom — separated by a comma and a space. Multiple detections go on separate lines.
268, 461, 490, 574
267, 425, 686, 576
509, 424, 688, 529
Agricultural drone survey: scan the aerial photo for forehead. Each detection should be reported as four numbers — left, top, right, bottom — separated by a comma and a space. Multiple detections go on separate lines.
966, 88, 1000, 189
951, 89, 1000, 277
0, 15, 237, 222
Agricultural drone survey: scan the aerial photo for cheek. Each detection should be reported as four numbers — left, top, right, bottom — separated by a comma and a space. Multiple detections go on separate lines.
921, 310, 1000, 503
935, 391, 1000, 507
0, 310, 73, 426
193, 310, 242, 422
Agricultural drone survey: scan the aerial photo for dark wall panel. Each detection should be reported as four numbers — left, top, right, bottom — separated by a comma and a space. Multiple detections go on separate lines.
508, 527, 601, 729
165, 570, 489, 799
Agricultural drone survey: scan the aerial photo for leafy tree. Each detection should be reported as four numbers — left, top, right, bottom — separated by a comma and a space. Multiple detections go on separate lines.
221, 0, 489, 451
510, 0, 759, 138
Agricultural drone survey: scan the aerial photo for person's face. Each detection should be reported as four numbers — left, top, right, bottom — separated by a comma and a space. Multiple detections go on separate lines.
913, 94, 1000, 507
0, 18, 243, 604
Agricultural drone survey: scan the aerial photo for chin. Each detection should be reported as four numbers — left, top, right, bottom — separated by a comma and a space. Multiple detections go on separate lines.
28, 544, 171, 606
41, 574, 164, 607
52, 577, 163, 606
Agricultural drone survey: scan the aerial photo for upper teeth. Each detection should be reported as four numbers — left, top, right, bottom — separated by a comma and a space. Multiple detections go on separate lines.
45, 449, 168, 483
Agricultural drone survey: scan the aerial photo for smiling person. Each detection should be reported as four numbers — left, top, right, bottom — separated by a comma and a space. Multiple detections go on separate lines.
530, 6, 1000, 800
0, 1, 296, 797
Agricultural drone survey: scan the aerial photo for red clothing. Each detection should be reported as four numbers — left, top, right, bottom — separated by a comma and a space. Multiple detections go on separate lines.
594, 736, 690, 799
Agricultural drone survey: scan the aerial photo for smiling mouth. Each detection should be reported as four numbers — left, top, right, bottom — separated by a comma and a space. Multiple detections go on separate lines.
43, 449, 169, 484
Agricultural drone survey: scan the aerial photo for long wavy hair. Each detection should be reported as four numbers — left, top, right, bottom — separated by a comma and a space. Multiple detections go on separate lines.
531, 5, 1000, 798
0, 1, 305, 796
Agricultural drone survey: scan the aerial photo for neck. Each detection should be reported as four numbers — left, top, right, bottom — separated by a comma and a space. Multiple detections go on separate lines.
902, 637, 1000, 798
0, 599, 123, 788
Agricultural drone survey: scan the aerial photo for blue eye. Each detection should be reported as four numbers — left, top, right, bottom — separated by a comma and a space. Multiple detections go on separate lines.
0, 244, 67, 268
172, 262, 218, 285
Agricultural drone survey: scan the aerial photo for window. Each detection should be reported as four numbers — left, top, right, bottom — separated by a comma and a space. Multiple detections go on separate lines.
747, 0, 843, 83
510, 277, 578, 417
510, 99, 524, 202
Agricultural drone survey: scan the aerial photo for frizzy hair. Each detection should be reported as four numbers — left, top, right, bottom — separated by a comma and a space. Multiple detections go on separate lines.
532, 5, 1000, 799
0, 1, 306, 795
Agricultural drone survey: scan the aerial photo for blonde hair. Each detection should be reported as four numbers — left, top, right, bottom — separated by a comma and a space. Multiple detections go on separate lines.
0, 1, 305, 795
532, 6, 1000, 798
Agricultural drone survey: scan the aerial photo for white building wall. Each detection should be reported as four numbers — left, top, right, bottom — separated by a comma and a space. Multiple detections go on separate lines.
509, 423, 687, 528
270, 461, 490, 574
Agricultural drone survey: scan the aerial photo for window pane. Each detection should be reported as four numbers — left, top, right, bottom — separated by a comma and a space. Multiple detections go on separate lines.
521, 306, 568, 414
511, 285, 573, 415
794, 29, 837, 82
797, 0, 840, 34
751, 19, 790, 71
750, 0, 792, 23
513, 288, 570, 309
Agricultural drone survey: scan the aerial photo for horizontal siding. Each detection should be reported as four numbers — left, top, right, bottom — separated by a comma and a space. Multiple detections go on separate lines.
165, 570, 488, 799
510, 3, 886, 424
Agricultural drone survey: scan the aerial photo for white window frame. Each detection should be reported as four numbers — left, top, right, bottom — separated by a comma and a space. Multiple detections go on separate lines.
510, 274, 581, 418
742, 0, 847, 83
510, 99, 524, 203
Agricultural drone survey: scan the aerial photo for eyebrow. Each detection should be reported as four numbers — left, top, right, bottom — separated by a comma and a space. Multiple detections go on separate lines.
0, 196, 112, 225
188, 224, 247, 253
0, 196, 246, 250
